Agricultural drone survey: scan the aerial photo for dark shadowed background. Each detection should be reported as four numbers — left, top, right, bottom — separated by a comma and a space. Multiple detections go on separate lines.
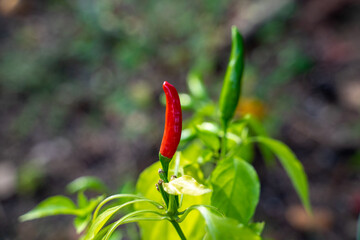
0, 0, 359, 239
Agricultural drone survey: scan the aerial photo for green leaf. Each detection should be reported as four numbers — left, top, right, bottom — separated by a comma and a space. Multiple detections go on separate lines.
243, 115, 274, 164
195, 122, 220, 152
253, 136, 311, 214
74, 214, 91, 234
91, 223, 122, 240
196, 206, 261, 240
163, 175, 212, 196
183, 163, 205, 184
180, 128, 196, 146
248, 222, 265, 235
136, 161, 209, 240
119, 180, 136, 194
235, 140, 254, 163
226, 121, 253, 161
243, 115, 267, 136
102, 210, 165, 240
66, 176, 108, 194
20, 196, 78, 221
187, 71, 208, 100
77, 191, 89, 208
84, 204, 126, 240
197, 149, 214, 165
181, 140, 203, 164
108, 230, 123, 240
85, 196, 159, 240
228, 120, 247, 136
179, 93, 194, 110
211, 157, 260, 224
162, 92, 194, 110
197, 122, 220, 134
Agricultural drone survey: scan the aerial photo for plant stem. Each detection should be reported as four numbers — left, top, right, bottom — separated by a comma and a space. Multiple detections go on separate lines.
159, 153, 171, 182
221, 120, 228, 160
158, 184, 169, 208
171, 220, 186, 240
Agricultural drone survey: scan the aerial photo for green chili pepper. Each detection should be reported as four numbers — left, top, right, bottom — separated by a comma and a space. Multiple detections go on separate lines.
219, 26, 245, 126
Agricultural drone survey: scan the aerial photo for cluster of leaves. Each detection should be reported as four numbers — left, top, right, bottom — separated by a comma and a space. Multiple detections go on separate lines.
133, 76, 311, 239
20, 84, 311, 239
21, 28, 311, 239
20, 177, 107, 234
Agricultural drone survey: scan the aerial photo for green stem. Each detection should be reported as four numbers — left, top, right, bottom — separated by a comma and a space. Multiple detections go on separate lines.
158, 183, 169, 208
158, 153, 180, 222
168, 194, 178, 215
171, 221, 186, 240
92, 194, 163, 221
177, 204, 224, 223
103, 210, 166, 240
159, 153, 172, 182
174, 152, 180, 176
221, 120, 228, 160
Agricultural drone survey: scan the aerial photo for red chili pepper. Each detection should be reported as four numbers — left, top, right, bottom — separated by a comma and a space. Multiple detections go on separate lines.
159, 81, 182, 159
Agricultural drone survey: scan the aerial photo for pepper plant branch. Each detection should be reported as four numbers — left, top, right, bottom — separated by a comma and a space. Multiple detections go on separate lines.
170, 220, 187, 240
221, 120, 228, 160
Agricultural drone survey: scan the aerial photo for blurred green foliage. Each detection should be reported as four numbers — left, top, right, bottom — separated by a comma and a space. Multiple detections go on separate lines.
17, 161, 45, 195
0, 0, 234, 140
0, 0, 315, 142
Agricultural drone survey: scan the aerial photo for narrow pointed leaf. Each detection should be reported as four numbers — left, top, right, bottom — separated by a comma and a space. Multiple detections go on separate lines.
66, 176, 108, 194
20, 196, 78, 221
254, 136, 311, 214
243, 114, 274, 164
187, 71, 208, 100
74, 214, 91, 234
84, 205, 123, 240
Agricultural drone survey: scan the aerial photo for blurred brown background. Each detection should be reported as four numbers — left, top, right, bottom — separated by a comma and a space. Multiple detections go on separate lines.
0, 0, 359, 239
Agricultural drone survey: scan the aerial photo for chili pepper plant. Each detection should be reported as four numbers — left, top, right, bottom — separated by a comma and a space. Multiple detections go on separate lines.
20, 27, 311, 240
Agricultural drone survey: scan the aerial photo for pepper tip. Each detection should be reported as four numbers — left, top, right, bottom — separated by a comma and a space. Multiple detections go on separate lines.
163, 81, 174, 91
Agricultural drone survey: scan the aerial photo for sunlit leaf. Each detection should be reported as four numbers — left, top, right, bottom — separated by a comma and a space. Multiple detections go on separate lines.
20, 196, 78, 221
74, 214, 91, 234
211, 157, 260, 224
179, 93, 194, 110
196, 206, 261, 240
195, 122, 220, 151
77, 191, 89, 208
136, 161, 209, 240
84, 205, 124, 240
66, 176, 108, 194
183, 163, 205, 184
235, 140, 254, 163
180, 128, 196, 146
248, 222, 265, 235
187, 71, 208, 100
197, 149, 214, 165
85, 194, 160, 240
